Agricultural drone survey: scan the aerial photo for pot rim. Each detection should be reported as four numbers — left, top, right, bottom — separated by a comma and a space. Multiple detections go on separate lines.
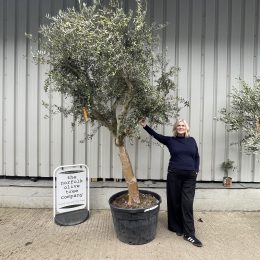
109, 189, 161, 213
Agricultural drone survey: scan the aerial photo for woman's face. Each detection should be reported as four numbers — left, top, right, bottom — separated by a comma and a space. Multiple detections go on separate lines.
176, 121, 187, 136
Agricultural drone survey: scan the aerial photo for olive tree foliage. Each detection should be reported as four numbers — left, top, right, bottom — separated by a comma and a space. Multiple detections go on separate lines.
32, 0, 186, 146
219, 79, 260, 154
29, 0, 188, 205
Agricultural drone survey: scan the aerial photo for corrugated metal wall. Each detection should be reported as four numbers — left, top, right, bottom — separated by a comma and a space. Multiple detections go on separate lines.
1, 0, 260, 182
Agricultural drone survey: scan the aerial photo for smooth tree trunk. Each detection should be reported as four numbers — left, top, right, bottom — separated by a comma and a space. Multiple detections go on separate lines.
118, 145, 140, 205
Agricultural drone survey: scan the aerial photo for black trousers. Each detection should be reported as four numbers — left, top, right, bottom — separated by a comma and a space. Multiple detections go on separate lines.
167, 169, 197, 236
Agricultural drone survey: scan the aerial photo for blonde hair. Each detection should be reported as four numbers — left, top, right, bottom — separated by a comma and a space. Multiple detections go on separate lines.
173, 119, 190, 137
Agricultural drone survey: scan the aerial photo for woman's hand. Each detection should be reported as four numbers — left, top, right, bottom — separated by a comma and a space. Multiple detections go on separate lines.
139, 118, 147, 127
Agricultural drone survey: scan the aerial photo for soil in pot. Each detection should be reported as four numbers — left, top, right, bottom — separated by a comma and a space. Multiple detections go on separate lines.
111, 192, 159, 209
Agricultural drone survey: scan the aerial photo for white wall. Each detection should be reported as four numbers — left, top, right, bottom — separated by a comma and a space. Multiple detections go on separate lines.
1, 0, 260, 182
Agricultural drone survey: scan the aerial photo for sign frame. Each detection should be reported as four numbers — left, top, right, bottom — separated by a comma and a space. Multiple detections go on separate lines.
53, 164, 90, 225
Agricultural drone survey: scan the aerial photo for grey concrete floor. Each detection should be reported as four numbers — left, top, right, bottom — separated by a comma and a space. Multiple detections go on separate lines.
0, 208, 260, 260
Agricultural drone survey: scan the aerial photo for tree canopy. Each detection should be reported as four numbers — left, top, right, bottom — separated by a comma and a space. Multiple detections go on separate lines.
33, 0, 185, 146
219, 79, 260, 154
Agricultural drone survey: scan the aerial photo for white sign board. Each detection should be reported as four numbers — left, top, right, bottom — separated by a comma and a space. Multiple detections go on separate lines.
53, 165, 89, 215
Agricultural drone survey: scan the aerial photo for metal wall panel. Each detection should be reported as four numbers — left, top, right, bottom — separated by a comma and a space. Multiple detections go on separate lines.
38, 0, 50, 178
214, 0, 229, 182
229, 0, 242, 182
0, 0, 4, 177
202, 0, 215, 181
255, 0, 260, 182
1, 0, 260, 182
16, 0, 28, 177
5, 0, 16, 177
241, 0, 255, 182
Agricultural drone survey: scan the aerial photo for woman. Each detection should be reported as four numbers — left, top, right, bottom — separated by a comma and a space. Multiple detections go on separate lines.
140, 118, 203, 247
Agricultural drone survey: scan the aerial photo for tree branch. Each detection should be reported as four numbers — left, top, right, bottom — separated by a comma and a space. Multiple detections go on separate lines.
116, 73, 134, 142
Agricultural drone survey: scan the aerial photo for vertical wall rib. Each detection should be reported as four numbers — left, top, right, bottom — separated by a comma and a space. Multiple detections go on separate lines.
199, 0, 206, 180
187, 0, 193, 124
25, 0, 30, 176
36, 0, 41, 177
253, 0, 260, 181
175, 0, 180, 88
238, 0, 246, 181
225, 0, 232, 160
14, 0, 18, 176
1, 0, 7, 176
160, 0, 167, 179
212, 0, 219, 180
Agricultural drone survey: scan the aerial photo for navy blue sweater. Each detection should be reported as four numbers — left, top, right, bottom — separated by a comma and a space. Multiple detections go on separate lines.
143, 125, 200, 172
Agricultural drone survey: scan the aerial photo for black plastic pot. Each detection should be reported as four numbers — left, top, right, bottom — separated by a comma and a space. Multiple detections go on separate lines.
109, 190, 161, 245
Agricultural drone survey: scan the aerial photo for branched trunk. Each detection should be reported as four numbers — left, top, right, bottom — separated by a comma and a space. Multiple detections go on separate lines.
118, 145, 140, 205
256, 118, 260, 133
83, 106, 140, 205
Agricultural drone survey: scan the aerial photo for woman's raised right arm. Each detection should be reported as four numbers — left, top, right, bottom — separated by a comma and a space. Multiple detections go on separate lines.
140, 120, 169, 145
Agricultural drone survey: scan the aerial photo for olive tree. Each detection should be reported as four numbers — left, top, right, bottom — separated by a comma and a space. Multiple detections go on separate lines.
219, 79, 260, 154
32, 0, 186, 205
